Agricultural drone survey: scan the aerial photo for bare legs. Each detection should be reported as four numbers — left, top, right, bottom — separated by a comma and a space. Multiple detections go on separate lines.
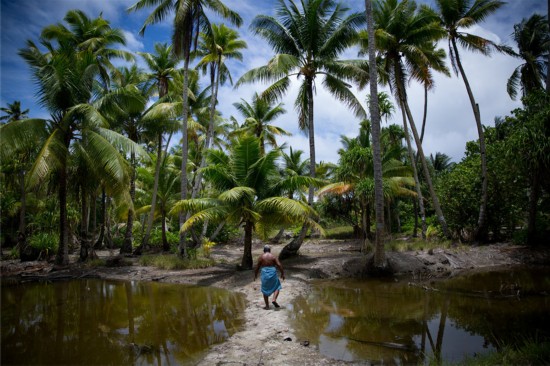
262, 290, 280, 309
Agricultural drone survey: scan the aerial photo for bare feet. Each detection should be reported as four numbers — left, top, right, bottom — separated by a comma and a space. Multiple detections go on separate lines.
263, 305, 270, 310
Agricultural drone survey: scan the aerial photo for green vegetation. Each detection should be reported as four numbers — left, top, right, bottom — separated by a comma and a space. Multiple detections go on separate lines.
0, 0, 548, 269
139, 254, 216, 270
446, 340, 550, 366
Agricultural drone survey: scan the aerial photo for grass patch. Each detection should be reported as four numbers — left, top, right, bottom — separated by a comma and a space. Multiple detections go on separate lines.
139, 254, 216, 270
85, 259, 107, 267
325, 226, 355, 240
385, 238, 453, 252
440, 339, 550, 366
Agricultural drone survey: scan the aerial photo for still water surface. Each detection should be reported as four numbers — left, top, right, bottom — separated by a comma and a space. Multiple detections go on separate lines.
289, 267, 550, 364
1, 280, 246, 365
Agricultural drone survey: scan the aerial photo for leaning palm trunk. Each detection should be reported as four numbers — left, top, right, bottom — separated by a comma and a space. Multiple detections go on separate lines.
397, 74, 449, 238
279, 78, 315, 260
366, 0, 386, 269
451, 39, 488, 242
401, 106, 427, 239
179, 53, 191, 258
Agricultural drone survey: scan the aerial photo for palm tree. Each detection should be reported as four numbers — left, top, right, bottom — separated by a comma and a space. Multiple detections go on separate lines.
0, 101, 29, 124
435, 0, 506, 241
138, 43, 178, 251
172, 135, 322, 269
128, 0, 242, 257
238, 0, 368, 258
41, 9, 134, 89
0, 101, 34, 260
13, 12, 144, 265
507, 14, 549, 99
365, 0, 386, 269
360, 0, 450, 238
191, 23, 247, 198
107, 65, 152, 253
231, 92, 290, 154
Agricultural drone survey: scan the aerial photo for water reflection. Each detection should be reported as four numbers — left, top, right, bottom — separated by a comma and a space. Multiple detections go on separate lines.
1, 280, 246, 365
290, 267, 550, 364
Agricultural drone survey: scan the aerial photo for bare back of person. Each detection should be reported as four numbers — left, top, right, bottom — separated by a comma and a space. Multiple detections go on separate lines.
258, 252, 279, 268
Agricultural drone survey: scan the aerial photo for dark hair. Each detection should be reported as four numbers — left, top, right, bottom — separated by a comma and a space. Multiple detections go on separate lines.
263, 245, 271, 253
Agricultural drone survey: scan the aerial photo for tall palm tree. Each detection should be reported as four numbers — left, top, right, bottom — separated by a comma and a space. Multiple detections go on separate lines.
231, 92, 290, 154
507, 14, 549, 99
128, 0, 242, 257
107, 65, 152, 253
172, 135, 322, 269
0, 101, 29, 124
360, 0, 450, 238
435, 0, 505, 241
191, 23, 247, 198
238, 0, 368, 258
365, 0, 386, 269
138, 43, 178, 251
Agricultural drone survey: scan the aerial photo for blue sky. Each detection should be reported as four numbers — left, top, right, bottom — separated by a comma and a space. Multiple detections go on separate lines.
0, 0, 547, 163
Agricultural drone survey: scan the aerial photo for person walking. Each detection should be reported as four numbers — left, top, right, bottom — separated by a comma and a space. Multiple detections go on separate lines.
254, 245, 285, 309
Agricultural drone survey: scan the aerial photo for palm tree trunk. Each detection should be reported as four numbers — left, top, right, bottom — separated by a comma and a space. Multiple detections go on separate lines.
179, 53, 191, 258
192, 60, 220, 199
451, 39, 488, 242
18, 168, 30, 261
56, 152, 69, 265
79, 187, 89, 261
366, 0, 386, 268
139, 133, 163, 252
401, 104, 427, 239
241, 220, 254, 270
94, 188, 106, 249
161, 210, 170, 252
397, 72, 449, 238
121, 152, 136, 254
279, 77, 315, 259
209, 220, 226, 242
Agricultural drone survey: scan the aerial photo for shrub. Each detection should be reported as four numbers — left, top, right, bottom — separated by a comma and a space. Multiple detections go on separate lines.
29, 232, 58, 258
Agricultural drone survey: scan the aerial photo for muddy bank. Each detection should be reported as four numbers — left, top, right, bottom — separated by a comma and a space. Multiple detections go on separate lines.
2, 240, 549, 365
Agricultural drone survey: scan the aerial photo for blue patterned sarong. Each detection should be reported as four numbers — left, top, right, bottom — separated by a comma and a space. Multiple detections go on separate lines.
260, 266, 282, 296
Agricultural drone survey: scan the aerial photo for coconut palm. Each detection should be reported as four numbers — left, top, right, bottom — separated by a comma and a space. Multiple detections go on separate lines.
138, 43, 179, 251
365, 0, 387, 268
507, 14, 549, 99
11, 13, 144, 265
231, 92, 290, 154
238, 0, 368, 258
128, 0, 242, 257
106, 65, 152, 253
191, 23, 247, 198
435, 0, 506, 241
359, 0, 450, 238
172, 135, 322, 269
0, 101, 29, 124
41, 9, 134, 89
